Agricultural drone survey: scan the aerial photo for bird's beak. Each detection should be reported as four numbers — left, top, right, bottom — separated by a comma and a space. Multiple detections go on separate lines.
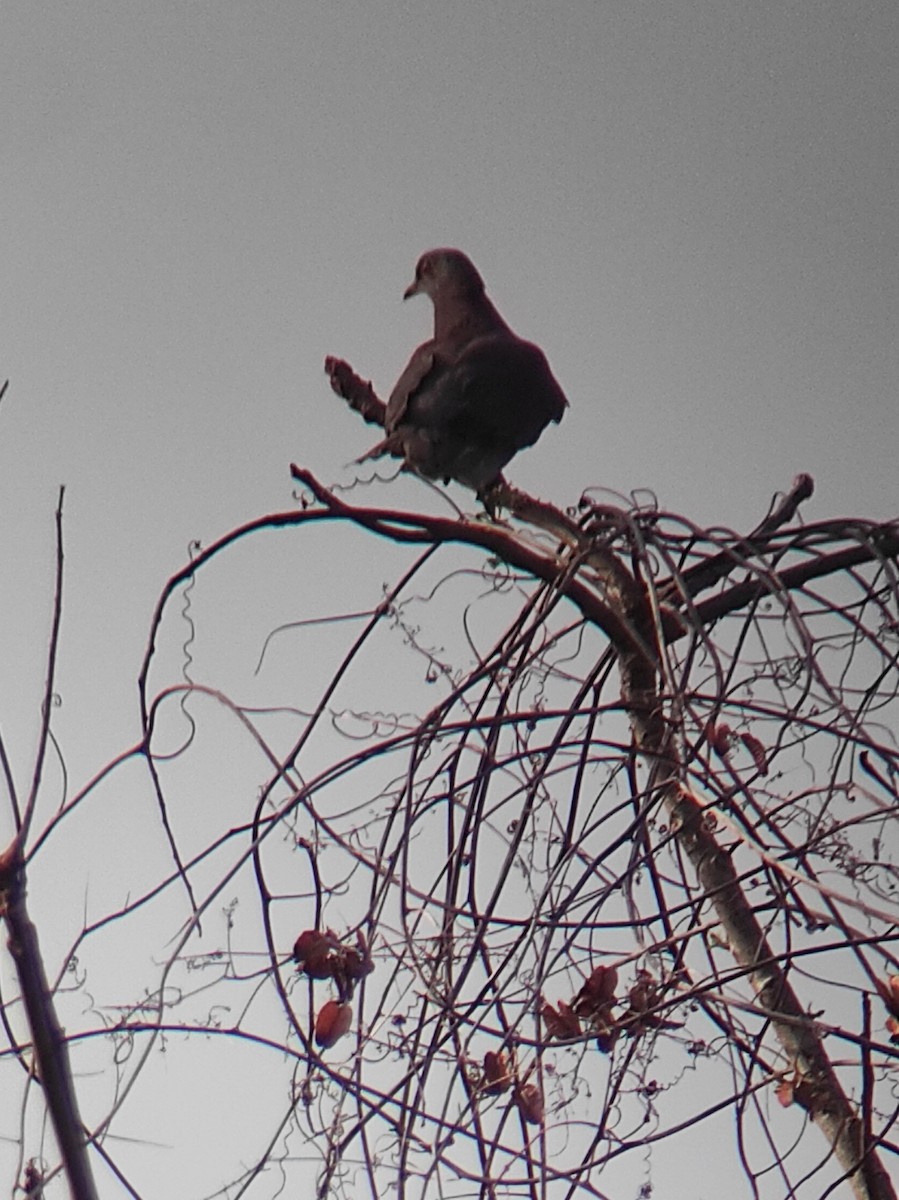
403, 278, 420, 301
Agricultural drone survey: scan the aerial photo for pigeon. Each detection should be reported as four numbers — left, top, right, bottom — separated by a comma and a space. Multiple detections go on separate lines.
363, 248, 568, 499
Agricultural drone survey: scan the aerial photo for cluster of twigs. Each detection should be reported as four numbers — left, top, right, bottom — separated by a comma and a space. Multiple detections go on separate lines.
2, 419, 898, 1198
272, 460, 899, 1200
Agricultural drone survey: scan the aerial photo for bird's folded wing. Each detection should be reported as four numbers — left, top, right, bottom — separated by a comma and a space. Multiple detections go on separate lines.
404, 334, 568, 451
385, 342, 437, 431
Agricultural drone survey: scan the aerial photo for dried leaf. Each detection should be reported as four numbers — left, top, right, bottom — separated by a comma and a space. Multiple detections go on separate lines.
619, 970, 681, 1035
574, 964, 618, 1021
707, 721, 733, 756
483, 1050, 513, 1094
314, 999, 353, 1048
740, 732, 768, 776
541, 1000, 582, 1041
875, 974, 899, 1019
594, 1019, 619, 1054
515, 1082, 544, 1126
293, 929, 341, 979
343, 932, 375, 981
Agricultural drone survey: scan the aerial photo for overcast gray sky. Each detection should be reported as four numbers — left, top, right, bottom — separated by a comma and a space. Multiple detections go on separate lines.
1, 3, 897, 1194
2, 3, 897, 707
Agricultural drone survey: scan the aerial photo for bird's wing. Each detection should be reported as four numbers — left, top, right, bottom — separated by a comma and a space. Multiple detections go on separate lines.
385, 341, 439, 431
375, 328, 568, 490
405, 334, 568, 451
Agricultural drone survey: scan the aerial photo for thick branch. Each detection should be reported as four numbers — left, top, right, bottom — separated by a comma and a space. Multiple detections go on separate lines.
0, 853, 99, 1200
620, 654, 895, 1200
692, 523, 899, 627
673, 472, 816, 599
290, 466, 655, 670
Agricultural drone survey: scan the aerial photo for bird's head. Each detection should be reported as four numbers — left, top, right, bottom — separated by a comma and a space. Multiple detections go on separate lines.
403, 248, 486, 303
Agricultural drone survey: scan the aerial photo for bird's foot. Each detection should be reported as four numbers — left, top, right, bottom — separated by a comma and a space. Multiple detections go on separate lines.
476, 476, 511, 519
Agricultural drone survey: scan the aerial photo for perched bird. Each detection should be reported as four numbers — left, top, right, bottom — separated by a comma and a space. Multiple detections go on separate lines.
362, 248, 568, 500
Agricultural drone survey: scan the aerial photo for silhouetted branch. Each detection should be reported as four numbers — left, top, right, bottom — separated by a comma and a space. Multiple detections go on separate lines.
1, 861, 100, 1200
753, 471, 815, 536
289, 465, 898, 1199
290, 465, 653, 667
7, 454, 898, 1198
0, 488, 99, 1200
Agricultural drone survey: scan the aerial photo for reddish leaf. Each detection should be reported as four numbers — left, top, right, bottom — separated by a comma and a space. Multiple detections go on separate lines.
293, 929, 341, 979
483, 1050, 513, 1094
774, 1070, 816, 1109
875, 974, 899, 1018
594, 1019, 619, 1054
707, 722, 733, 756
740, 732, 768, 776
343, 932, 375, 981
315, 999, 353, 1048
619, 970, 681, 1035
541, 1000, 582, 1040
574, 964, 618, 1022
628, 970, 656, 1010
515, 1082, 544, 1126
